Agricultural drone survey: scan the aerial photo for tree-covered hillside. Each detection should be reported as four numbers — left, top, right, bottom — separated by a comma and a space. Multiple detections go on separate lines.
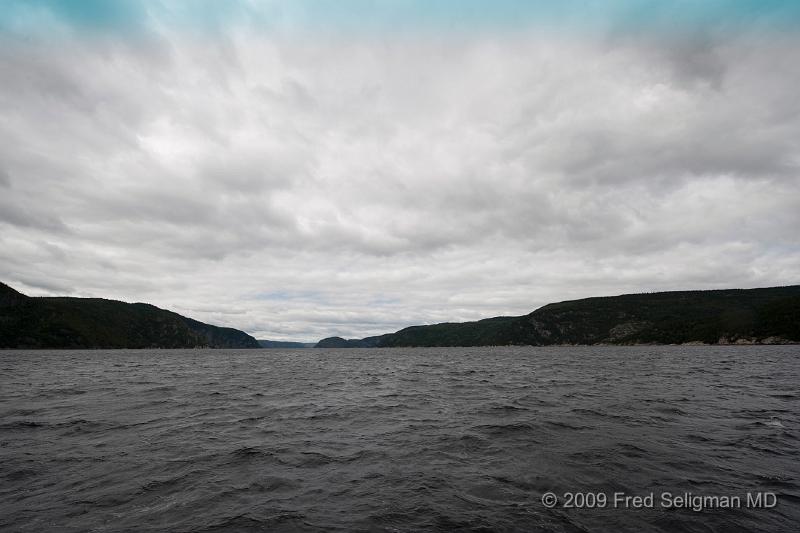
317, 286, 800, 347
0, 282, 259, 349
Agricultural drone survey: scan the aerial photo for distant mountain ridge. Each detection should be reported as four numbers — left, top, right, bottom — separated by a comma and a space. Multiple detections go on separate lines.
257, 340, 315, 348
316, 286, 800, 347
314, 335, 389, 348
0, 282, 259, 349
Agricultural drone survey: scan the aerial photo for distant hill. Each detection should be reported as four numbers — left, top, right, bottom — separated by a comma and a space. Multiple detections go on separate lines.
315, 286, 800, 347
315, 335, 389, 348
257, 340, 315, 348
0, 282, 260, 349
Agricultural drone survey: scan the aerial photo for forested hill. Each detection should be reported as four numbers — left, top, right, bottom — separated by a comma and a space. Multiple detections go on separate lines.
316, 286, 800, 347
0, 282, 259, 349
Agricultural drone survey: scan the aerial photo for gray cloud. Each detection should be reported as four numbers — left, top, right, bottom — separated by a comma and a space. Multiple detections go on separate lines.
1, 15, 799, 340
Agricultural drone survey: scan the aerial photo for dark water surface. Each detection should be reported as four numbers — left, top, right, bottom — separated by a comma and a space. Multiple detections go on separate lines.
1, 346, 798, 532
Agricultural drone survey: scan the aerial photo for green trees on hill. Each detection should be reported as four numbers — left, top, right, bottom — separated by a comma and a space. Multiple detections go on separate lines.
317, 286, 800, 347
0, 282, 259, 349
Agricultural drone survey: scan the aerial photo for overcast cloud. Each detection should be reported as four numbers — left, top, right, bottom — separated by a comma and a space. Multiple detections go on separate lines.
1, 2, 799, 340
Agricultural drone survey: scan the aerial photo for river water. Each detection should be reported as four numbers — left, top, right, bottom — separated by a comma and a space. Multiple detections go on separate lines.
1, 346, 798, 532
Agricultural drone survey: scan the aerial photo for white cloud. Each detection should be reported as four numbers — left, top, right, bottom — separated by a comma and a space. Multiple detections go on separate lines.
1, 13, 799, 340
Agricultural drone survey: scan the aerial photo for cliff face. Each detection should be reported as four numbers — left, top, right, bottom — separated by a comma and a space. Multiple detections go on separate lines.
321, 286, 800, 348
0, 282, 259, 349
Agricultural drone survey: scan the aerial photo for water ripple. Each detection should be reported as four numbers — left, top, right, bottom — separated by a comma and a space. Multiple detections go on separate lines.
0, 346, 798, 532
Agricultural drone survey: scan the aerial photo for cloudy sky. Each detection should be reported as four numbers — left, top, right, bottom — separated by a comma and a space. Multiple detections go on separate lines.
1, 1, 799, 341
